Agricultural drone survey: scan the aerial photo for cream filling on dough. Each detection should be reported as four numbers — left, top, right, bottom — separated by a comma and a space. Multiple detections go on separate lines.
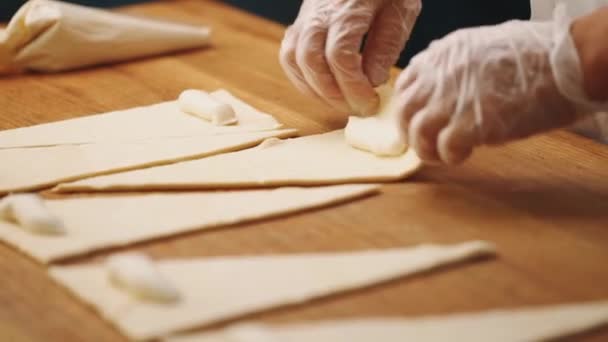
49, 241, 495, 341
344, 85, 407, 157
0, 89, 283, 149
53, 130, 421, 193
0, 194, 65, 235
106, 253, 180, 303
178, 89, 238, 126
0, 184, 380, 263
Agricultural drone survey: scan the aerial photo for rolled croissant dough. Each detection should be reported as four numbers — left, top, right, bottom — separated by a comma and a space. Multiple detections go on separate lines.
170, 301, 608, 342
55, 130, 422, 193
0, 89, 282, 149
0, 129, 296, 194
0, 184, 379, 263
49, 241, 495, 341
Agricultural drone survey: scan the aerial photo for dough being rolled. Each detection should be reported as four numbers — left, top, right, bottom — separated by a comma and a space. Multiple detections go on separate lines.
169, 301, 608, 342
55, 130, 422, 193
49, 241, 495, 341
178, 89, 238, 126
0, 0, 210, 74
345, 85, 407, 157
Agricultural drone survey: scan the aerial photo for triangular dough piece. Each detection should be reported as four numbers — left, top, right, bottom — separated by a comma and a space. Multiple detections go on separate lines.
0, 184, 379, 263
0, 0, 210, 74
170, 301, 608, 342
0, 129, 296, 194
49, 241, 495, 341
55, 130, 422, 193
0, 89, 283, 149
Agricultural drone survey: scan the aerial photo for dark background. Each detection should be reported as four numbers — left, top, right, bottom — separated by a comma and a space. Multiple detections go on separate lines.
2, 0, 530, 66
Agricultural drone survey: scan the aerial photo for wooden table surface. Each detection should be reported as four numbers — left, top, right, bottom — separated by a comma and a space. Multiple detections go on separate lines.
1, 1, 608, 341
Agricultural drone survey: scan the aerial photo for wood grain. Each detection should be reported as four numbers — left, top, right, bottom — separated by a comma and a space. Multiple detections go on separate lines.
1, 1, 608, 341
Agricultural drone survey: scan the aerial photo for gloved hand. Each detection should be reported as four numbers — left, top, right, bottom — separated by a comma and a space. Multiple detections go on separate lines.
394, 6, 607, 165
280, 0, 421, 116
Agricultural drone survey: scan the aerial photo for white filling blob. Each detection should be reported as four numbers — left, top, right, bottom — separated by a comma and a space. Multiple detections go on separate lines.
344, 85, 407, 157
0, 194, 65, 235
178, 89, 238, 126
106, 253, 180, 303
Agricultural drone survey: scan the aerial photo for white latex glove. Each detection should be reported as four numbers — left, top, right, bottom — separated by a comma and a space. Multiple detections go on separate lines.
394, 6, 608, 165
280, 0, 421, 116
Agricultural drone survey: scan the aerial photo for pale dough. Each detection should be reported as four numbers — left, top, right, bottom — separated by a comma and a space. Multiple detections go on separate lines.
344, 85, 407, 157
49, 241, 495, 341
0, 0, 210, 74
0, 129, 296, 194
55, 130, 422, 193
0, 184, 379, 263
170, 301, 608, 342
0, 89, 283, 149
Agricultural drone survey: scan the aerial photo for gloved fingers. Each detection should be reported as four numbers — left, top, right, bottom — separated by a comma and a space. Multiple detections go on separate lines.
279, 25, 320, 98
296, 21, 350, 112
326, 7, 379, 116
394, 86, 428, 139
362, 1, 421, 87
394, 69, 435, 130
395, 45, 444, 98
437, 115, 477, 165
408, 100, 454, 164
401, 37, 478, 164
395, 66, 417, 93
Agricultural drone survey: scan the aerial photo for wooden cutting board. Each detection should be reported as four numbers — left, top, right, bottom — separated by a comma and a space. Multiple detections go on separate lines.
1, 0, 607, 341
